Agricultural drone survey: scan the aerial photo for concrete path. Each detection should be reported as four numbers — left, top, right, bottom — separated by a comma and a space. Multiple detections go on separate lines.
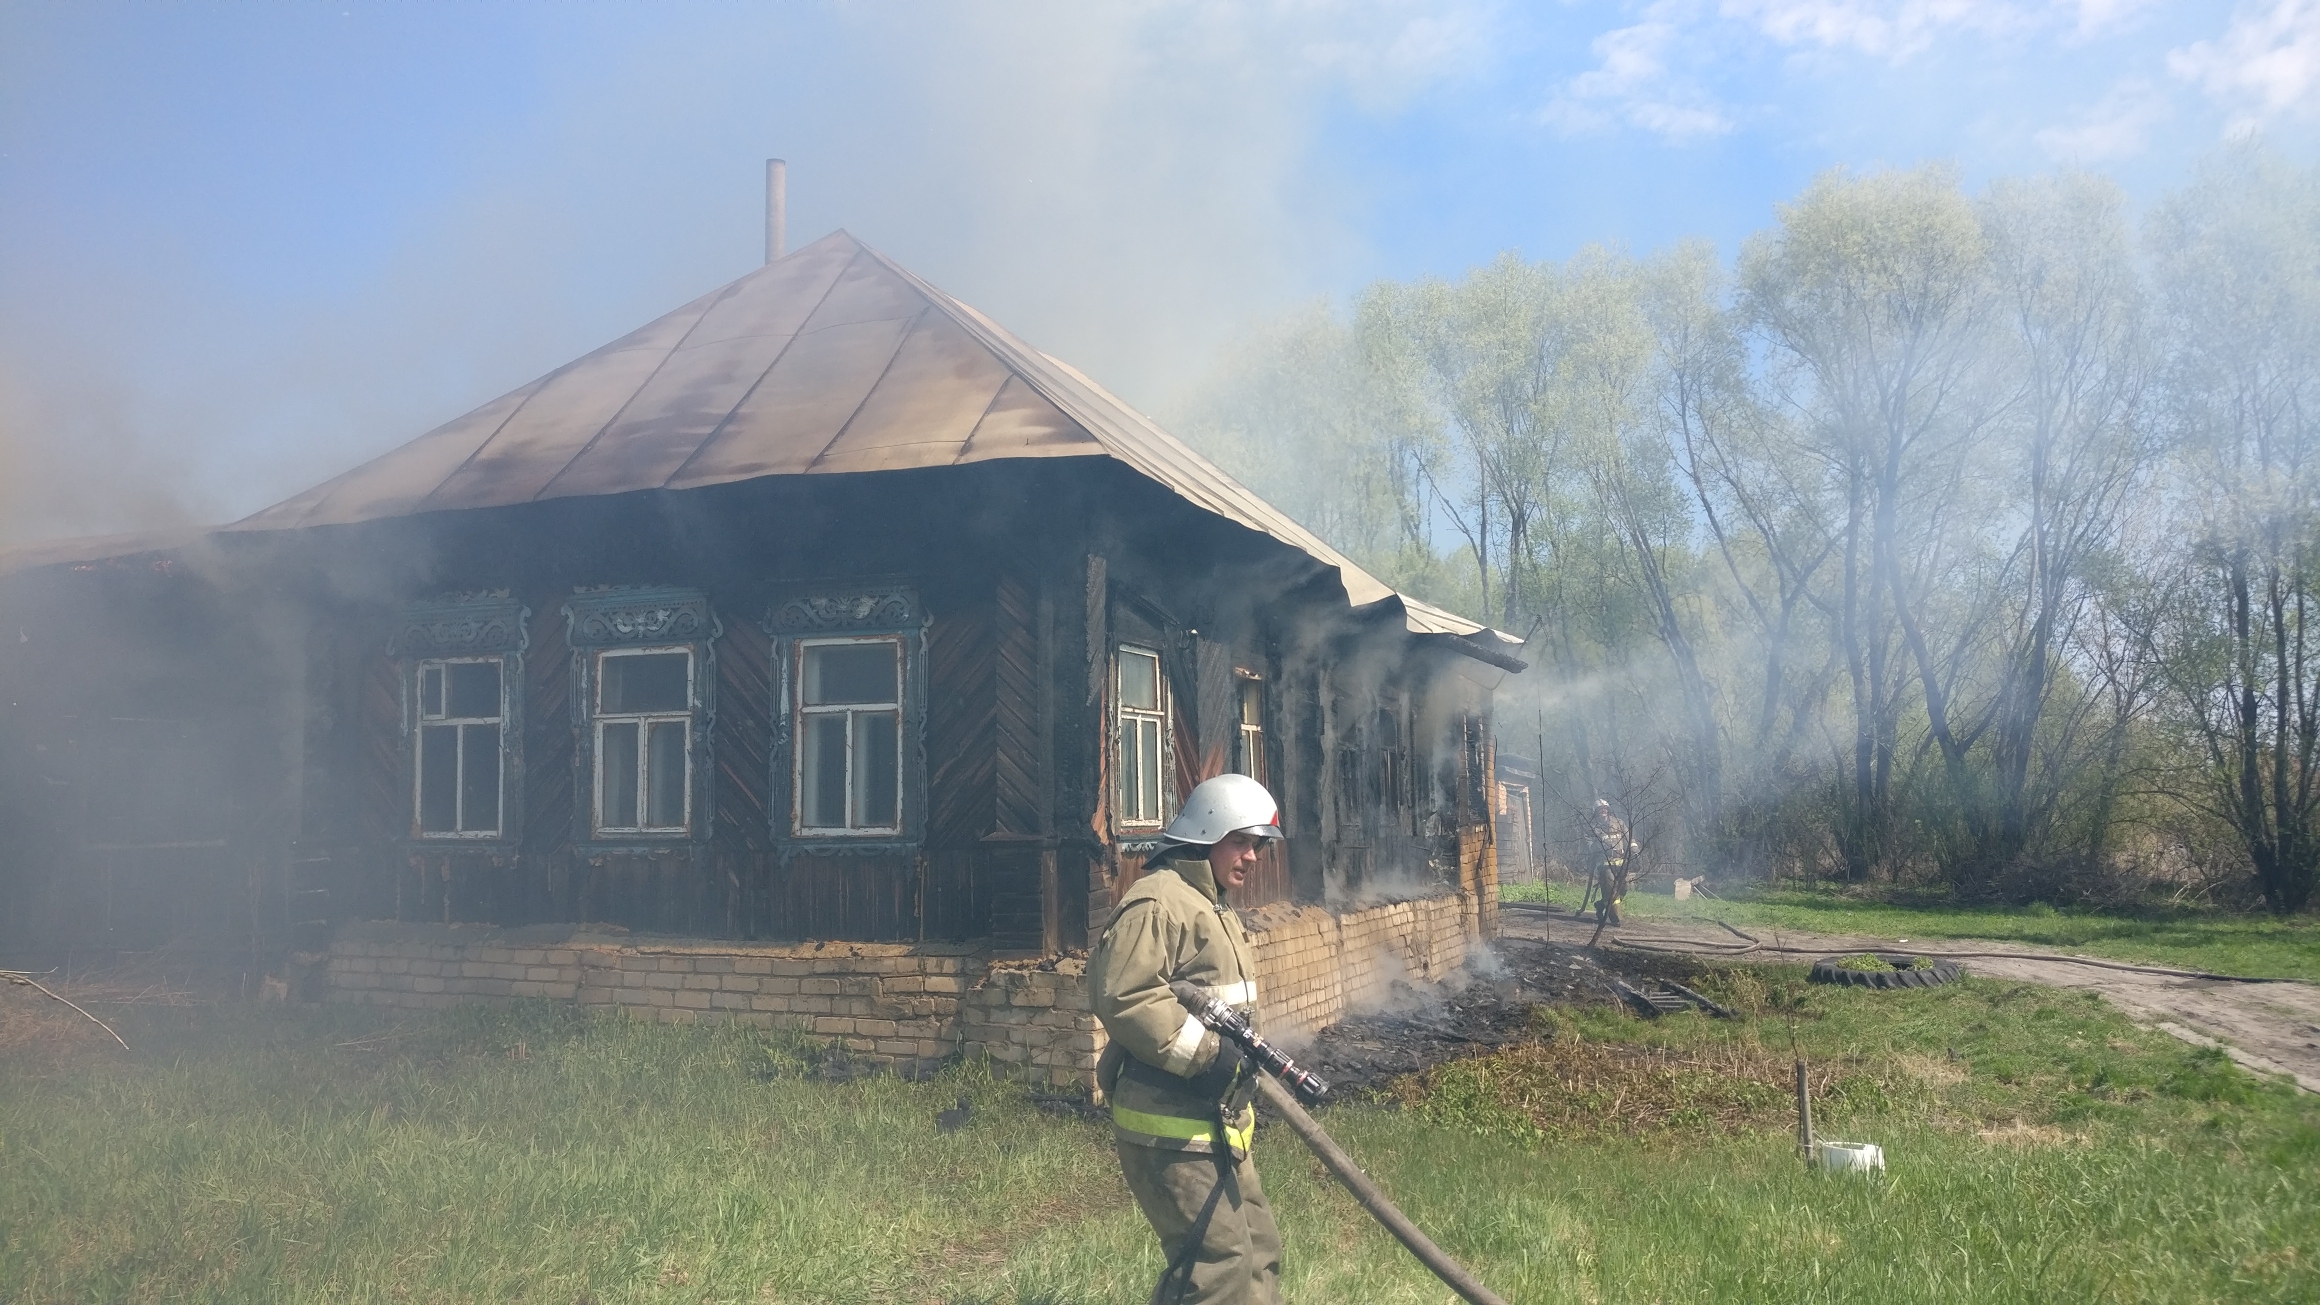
1499, 903, 2320, 1093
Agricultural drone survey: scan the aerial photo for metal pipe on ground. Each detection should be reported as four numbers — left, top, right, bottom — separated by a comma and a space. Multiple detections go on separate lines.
1254, 1075, 1510, 1305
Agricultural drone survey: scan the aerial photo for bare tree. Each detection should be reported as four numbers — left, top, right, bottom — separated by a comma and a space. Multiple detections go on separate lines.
2147, 148, 2320, 915
1741, 165, 2001, 881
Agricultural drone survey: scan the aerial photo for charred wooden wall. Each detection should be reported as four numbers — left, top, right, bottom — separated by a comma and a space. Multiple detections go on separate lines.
0, 457, 1510, 964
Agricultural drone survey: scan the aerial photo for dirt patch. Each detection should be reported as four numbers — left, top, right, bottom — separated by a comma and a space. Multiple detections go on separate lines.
1974, 1120, 2087, 1148
1894, 1052, 1971, 1088
1501, 904, 2320, 1094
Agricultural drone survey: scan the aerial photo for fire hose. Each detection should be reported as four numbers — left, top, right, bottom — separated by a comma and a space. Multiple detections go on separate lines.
1171, 982, 1511, 1305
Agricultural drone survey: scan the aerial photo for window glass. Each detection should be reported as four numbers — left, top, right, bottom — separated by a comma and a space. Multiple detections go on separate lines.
802, 714, 849, 828
803, 642, 898, 706
1236, 678, 1266, 784
593, 648, 692, 835
1115, 646, 1167, 826
601, 652, 689, 714
418, 725, 460, 832
601, 721, 640, 828
853, 711, 899, 827
415, 657, 505, 837
446, 661, 501, 718
1118, 649, 1160, 711
793, 637, 905, 834
460, 724, 501, 830
645, 721, 687, 828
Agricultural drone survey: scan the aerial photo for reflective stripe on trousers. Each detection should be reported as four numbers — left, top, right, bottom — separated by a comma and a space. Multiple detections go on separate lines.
1113, 1104, 1256, 1155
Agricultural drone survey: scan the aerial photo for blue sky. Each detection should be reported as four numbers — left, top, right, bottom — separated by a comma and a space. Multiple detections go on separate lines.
1, 0, 2311, 544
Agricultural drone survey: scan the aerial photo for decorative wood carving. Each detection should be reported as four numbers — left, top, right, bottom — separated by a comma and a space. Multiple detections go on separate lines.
764, 588, 920, 635
563, 587, 715, 648
389, 593, 529, 658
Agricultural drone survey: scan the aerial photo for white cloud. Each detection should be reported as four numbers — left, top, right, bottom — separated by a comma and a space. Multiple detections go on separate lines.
2169, 0, 2320, 133
1541, 4, 1735, 140
2035, 77, 2173, 160
1718, 0, 2036, 60
2063, 0, 2155, 40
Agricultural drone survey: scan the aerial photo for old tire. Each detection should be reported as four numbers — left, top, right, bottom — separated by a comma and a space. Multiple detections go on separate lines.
1808, 953, 1964, 990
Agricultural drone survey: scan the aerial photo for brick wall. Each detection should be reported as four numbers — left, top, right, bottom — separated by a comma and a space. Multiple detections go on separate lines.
327, 885, 1482, 1089
1241, 893, 1471, 1044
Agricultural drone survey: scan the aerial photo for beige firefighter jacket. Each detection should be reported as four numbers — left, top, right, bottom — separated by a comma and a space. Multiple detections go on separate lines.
1090, 854, 1261, 1154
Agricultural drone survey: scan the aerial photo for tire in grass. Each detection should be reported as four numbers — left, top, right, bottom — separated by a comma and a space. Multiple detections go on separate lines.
1808, 953, 1965, 990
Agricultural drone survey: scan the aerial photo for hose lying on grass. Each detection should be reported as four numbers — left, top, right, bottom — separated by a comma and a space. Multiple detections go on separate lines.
1498, 901, 2293, 984
1255, 1074, 1510, 1305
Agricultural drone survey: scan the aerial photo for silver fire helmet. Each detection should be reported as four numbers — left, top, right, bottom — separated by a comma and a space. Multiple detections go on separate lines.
1160, 774, 1285, 847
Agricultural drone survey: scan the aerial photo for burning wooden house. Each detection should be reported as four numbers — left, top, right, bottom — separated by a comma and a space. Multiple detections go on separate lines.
0, 204, 1523, 1079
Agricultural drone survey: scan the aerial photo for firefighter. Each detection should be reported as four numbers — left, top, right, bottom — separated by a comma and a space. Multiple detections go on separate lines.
1591, 797, 1633, 928
1090, 773, 1284, 1305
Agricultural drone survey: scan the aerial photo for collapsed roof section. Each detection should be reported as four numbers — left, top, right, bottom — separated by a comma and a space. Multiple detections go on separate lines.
25, 231, 1523, 666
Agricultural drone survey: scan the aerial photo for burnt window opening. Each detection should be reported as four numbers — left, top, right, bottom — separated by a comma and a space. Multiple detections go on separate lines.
594, 647, 693, 835
794, 636, 903, 835
1376, 702, 1411, 833
415, 657, 504, 837
1116, 645, 1168, 828
1234, 673, 1267, 787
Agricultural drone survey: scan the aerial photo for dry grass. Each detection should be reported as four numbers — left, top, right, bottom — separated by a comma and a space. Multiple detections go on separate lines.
1388, 1034, 1823, 1137
0, 983, 123, 1060
1974, 1120, 2089, 1148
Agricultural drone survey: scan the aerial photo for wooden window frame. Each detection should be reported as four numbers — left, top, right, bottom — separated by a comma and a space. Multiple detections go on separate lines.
790, 634, 906, 838
412, 655, 507, 840
591, 645, 695, 837
1233, 670, 1267, 787
1115, 644, 1170, 830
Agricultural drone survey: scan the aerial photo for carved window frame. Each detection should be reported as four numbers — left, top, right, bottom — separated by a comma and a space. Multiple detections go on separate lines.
390, 595, 529, 846
564, 587, 719, 850
764, 588, 927, 854
1114, 644, 1169, 830
1233, 669, 1268, 788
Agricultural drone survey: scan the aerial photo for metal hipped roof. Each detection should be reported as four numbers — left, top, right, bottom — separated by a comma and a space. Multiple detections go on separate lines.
47, 230, 1515, 655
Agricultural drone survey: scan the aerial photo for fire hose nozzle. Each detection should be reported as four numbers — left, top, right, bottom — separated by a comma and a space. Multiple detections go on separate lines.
1170, 980, 1331, 1104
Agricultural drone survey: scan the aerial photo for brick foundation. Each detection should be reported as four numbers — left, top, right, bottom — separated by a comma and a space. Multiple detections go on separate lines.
328, 887, 1483, 1089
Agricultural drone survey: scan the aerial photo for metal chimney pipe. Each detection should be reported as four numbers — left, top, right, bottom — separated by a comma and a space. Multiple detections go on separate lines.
765, 158, 787, 264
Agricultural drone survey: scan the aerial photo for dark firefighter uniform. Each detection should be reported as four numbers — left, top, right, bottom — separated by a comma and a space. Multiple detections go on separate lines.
1090, 853, 1281, 1305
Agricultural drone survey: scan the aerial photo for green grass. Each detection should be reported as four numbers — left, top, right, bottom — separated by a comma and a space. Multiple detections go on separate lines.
2, 984, 2314, 1303
1501, 879, 2320, 982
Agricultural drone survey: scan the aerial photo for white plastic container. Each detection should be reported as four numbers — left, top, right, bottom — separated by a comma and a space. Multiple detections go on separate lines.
1816, 1140, 1886, 1175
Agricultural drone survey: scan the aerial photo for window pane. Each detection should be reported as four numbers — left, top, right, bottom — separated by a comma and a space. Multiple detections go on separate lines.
1136, 718, 1162, 821
446, 661, 501, 719
802, 714, 849, 828
1239, 679, 1263, 726
601, 722, 639, 828
418, 725, 459, 832
460, 724, 501, 832
645, 720, 687, 828
1238, 725, 1265, 784
420, 666, 445, 720
601, 652, 688, 714
853, 710, 898, 828
803, 642, 898, 706
1108, 715, 1136, 817
1119, 650, 1159, 711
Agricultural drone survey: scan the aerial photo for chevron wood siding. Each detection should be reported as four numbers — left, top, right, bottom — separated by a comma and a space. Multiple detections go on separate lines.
524, 610, 573, 918
926, 602, 995, 846
994, 576, 1040, 836
715, 628, 774, 848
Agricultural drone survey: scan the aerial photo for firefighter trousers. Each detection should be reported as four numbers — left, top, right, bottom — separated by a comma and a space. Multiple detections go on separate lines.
1118, 1140, 1283, 1305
